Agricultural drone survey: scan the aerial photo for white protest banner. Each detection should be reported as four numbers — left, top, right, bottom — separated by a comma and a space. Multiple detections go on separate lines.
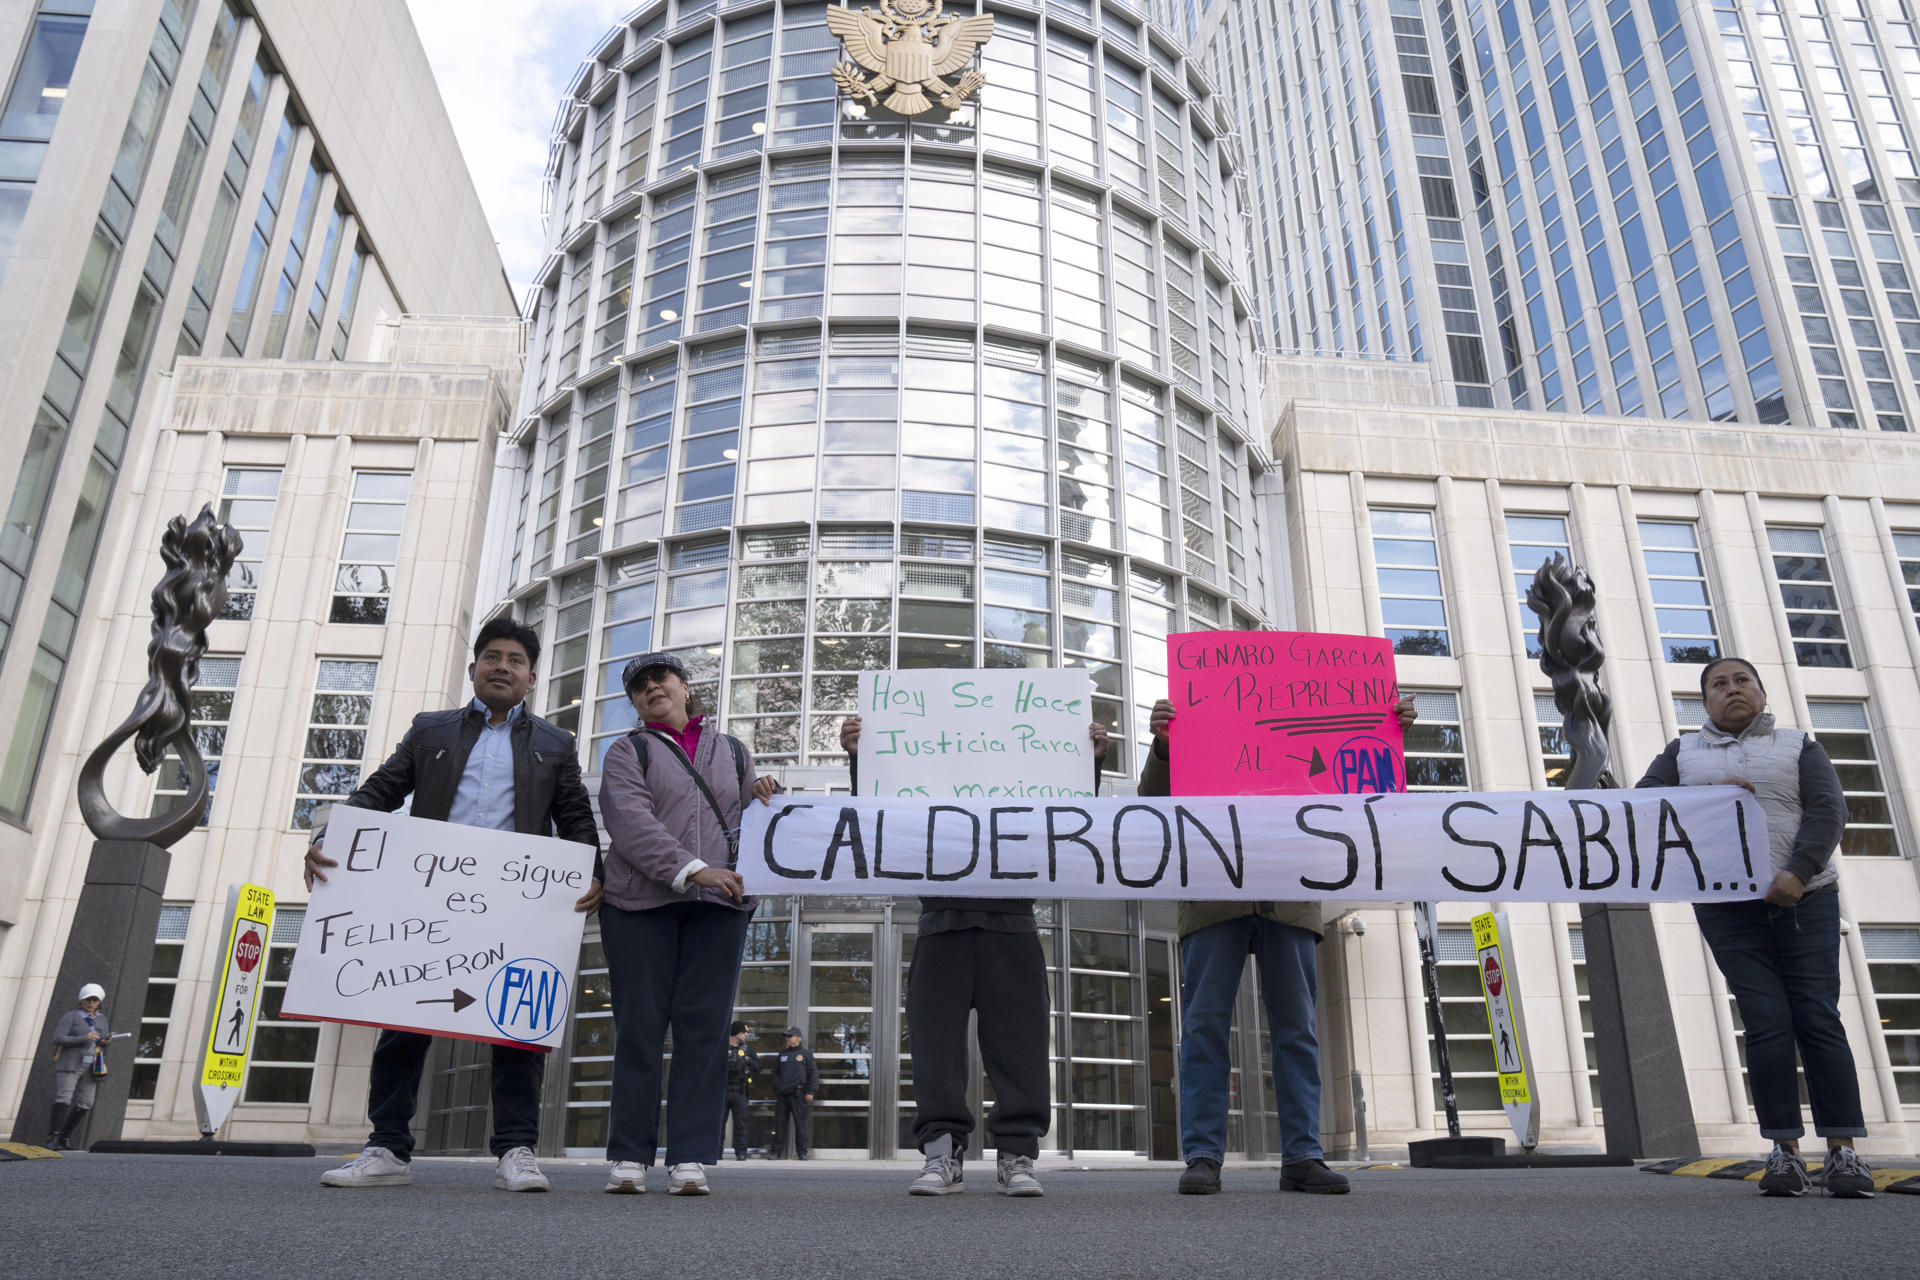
740, 786, 1770, 905
857, 668, 1096, 797
281, 809, 594, 1048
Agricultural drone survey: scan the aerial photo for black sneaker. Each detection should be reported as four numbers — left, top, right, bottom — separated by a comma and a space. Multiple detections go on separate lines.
1821, 1145, 1876, 1199
1758, 1144, 1812, 1197
1280, 1158, 1351, 1195
1177, 1156, 1222, 1195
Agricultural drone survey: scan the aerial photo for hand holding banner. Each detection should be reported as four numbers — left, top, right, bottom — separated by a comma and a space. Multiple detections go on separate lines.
1168, 630, 1404, 797
281, 809, 593, 1048
741, 787, 1769, 904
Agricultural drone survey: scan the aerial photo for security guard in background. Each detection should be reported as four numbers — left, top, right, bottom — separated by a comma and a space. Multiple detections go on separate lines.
722, 1021, 760, 1161
771, 1025, 819, 1160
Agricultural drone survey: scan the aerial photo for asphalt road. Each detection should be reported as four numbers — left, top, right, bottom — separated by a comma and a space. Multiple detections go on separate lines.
3, 1155, 1914, 1279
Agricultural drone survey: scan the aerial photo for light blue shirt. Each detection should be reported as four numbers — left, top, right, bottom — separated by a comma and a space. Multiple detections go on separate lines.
447, 698, 522, 832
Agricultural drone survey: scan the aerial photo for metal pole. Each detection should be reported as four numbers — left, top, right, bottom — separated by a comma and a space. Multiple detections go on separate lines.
1414, 902, 1460, 1138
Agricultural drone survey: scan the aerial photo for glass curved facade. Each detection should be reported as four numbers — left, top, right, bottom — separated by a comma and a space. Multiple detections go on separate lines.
498, 0, 1272, 788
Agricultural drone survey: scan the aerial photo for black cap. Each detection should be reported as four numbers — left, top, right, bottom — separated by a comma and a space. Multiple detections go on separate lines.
784, 1025, 803, 1038
730, 1021, 747, 1035
622, 651, 691, 696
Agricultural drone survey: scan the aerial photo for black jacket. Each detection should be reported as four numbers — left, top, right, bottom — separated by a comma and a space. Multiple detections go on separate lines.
726, 1041, 760, 1091
338, 703, 602, 878
772, 1045, 819, 1095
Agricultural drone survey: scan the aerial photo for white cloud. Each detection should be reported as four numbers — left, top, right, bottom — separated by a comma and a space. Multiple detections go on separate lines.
406, 0, 629, 305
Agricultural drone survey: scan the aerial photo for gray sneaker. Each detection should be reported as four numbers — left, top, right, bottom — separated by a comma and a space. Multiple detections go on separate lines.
910, 1134, 964, 1196
996, 1152, 1044, 1197
1820, 1145, 1876, 1199
320, 1145, 411, 1188
1758, 1144, 1812, 1197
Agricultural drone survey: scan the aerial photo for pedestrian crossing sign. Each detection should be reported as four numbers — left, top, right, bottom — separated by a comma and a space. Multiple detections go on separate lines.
1471, 910, 1539, 1151
195, 884, 275, 1135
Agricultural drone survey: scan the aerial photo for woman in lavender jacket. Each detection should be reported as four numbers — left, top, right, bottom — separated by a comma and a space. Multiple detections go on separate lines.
597, 651, 777, 1198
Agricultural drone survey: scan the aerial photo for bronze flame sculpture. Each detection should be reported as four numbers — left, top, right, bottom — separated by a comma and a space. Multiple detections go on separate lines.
75, 505, 242, 849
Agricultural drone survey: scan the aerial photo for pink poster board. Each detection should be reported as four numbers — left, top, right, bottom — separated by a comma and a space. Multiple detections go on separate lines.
1166, 630, 1406, 797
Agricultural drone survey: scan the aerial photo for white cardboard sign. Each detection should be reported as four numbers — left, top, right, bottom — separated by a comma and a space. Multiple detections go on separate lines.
741, 786, 1769, 903
857, 668, 1097, 798
281, 809, 594, 1048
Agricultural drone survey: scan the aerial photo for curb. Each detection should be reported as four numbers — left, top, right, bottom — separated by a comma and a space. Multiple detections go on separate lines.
1640, 1156, 1920, 1195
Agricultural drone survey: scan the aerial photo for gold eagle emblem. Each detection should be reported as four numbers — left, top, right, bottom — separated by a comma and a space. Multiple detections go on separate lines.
827, 0, 995, 117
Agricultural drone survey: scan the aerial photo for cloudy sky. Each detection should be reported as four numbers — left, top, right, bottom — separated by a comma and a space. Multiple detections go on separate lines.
406, 0, 630, 307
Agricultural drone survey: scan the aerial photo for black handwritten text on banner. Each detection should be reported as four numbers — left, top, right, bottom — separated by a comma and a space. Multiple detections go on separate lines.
739, 788, 1769, 903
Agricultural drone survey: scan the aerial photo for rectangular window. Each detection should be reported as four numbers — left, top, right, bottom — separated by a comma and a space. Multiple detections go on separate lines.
217, 467, 280, 619
1862, 927, 1920, 1105
244, 907, 317, 1103
545, 568, 594, 737
1567, 926, 1601, 1109
291, 660, 378, 830
1369, 509, 1451, 656
1807, 702, 1901, 857
1403, 691, 1468, 790
1507, 514, 1572, 660
1535, 693, 1572, 788
1428, 925, 1501, 1111
329, 472, 410, 624
1637, 520, 1721, 663
1767, 526, 1852, 668
1895, 531, 1920, 636
149, 655, 239, 827
129, 903, 191, 1102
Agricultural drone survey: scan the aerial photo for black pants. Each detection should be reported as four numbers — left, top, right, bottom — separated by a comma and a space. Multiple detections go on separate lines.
907, 928, 1050, 1159
722, 1089, 751, 1158
366, 1030, 544, 1161
600, 899, 750, 1166
773, 1091, 810, 1158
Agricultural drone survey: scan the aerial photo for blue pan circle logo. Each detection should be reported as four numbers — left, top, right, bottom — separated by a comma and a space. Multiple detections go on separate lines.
1332, 733, 1402, 795
485, 957, 570, 1043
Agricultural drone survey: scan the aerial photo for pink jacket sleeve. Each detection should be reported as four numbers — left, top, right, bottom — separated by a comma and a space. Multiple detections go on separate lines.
598, 734, 700, 888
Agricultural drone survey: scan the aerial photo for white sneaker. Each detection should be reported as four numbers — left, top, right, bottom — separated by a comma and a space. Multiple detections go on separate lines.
320, 1145, 411, 1188
667, 1162, 710, 1195
605, 1160, 648, 1194
493, 1146, 550, 1192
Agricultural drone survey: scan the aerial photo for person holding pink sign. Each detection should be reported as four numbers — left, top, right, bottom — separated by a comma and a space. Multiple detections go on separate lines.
1140, 693, 1418, 1197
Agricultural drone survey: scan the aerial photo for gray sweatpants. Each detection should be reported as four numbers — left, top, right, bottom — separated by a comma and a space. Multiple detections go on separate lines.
54, 1069, 97, 1109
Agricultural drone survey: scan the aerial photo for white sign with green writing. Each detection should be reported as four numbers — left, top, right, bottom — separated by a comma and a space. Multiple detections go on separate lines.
856, 668, 1096, 798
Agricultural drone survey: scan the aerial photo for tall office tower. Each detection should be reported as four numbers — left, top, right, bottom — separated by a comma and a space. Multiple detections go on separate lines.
1201, 0, 1920, 428
0, 1, 516, 1140
491, 0, 1274, 1156
0, 0, 512, 840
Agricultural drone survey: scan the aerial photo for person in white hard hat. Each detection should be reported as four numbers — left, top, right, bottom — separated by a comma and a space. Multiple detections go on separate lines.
45, 983, 111, 1150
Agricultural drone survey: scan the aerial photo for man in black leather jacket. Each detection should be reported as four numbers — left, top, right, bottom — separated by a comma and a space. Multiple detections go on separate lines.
305, 616, 601, 1192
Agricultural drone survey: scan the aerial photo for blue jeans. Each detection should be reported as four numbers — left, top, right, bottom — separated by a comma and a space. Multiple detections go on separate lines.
1694, 889, 1865, 1141
1179, 915, 1322, 1164
366, 1031, 544, 1160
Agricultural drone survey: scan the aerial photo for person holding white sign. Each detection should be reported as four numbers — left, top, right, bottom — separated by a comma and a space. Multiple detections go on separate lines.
597, 652, 780, 1198
839, 711, 1108, 1199
1635, 657, 1873, 1199
1143, 694, 1419, 1198
305, 617, 602, 1193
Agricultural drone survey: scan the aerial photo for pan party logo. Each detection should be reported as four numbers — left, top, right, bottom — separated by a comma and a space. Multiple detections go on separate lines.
827, 0, 995, 117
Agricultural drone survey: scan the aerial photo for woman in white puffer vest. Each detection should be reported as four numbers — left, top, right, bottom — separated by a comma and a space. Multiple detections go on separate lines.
1635, 657, 1873, 1199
